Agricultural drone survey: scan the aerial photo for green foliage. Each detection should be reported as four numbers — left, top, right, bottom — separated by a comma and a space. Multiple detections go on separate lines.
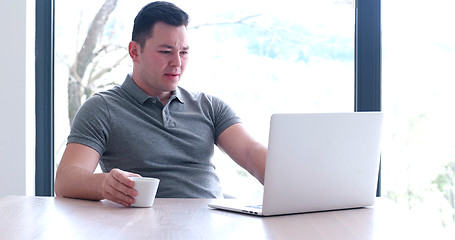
433, 161, 455, 208
433, 161, 455, 226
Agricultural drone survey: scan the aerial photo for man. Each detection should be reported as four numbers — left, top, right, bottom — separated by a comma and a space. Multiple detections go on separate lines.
55, 1, 266, 207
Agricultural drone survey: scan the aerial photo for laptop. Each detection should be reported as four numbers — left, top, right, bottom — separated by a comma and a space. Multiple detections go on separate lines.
209, 112, 383, 216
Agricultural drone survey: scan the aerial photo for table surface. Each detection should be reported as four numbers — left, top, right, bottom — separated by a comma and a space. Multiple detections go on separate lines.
0, 196, 449, 240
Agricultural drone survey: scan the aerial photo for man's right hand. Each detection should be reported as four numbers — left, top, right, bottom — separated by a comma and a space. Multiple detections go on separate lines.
101, 169, 141, 207
55, 143, 142, 208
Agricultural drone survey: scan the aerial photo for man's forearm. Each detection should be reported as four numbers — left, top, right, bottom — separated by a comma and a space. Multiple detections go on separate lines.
246, 142, 267, 184
55, 165, 106, 200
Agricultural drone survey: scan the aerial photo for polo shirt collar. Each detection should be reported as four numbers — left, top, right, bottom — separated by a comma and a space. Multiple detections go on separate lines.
171, 87, 185, 104
122, 74, 184, 105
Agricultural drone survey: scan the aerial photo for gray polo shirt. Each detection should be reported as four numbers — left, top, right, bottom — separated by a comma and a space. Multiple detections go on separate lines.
68, 75, 241, 198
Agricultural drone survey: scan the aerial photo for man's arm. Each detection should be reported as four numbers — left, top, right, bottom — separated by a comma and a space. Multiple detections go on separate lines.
54, 143, 140, 207
217, 123, 267, 184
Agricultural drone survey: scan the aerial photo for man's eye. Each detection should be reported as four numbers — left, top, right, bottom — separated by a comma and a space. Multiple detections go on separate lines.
159, 51, 171, 54
180, 51, 189, 55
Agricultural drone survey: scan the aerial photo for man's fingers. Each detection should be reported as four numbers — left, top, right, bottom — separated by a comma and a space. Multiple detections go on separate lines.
101, 169, 140, 207
108, 175, 137, 197
105, 191, 132, 207
104, 182, 135, 205
111, 169, 135, 188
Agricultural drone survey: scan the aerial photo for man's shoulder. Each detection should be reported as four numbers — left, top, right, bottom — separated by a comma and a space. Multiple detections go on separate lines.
88, 85, 126, 102
76, 86, 127, 115
96, 84, 123, 96
177, 86, 219, 103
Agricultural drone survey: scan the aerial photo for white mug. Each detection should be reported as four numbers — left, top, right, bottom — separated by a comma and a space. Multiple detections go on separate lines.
128, 177, 160, 207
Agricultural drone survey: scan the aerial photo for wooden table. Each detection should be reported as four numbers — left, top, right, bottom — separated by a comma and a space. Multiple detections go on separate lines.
0, 196, 448, 240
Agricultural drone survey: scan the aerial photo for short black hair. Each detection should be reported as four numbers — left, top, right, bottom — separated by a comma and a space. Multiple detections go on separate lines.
132, 1, 189, 48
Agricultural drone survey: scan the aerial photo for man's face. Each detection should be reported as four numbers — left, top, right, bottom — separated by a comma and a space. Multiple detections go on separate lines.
130, 21, 189, 97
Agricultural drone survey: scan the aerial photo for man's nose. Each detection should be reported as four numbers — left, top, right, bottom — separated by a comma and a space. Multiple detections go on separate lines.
169, 53, 182, 67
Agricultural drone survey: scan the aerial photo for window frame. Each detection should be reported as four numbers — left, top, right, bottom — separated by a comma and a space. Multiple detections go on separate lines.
35, 0, 382, 196
35, 0, 55, 196
355, 0, 382, 196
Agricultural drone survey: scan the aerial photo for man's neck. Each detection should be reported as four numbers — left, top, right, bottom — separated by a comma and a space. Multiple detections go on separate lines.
131, 75, 173, 105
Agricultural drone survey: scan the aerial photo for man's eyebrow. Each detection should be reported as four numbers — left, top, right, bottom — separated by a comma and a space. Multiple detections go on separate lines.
158, 44, 190, 50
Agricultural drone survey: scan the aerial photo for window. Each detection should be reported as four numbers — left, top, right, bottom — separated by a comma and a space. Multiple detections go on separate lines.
382, 0, 455, 233
53, 0, 355, 199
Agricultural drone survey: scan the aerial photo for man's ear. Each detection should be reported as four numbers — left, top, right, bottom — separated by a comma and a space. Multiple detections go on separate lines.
129, 41, 140, 63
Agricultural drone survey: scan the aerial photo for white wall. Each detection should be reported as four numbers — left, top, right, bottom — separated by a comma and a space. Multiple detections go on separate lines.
0, 0, 35, 197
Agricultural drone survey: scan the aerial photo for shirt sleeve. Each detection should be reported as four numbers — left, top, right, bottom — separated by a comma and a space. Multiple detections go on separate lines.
210, 95, 242, 142
67, 93, 110, 155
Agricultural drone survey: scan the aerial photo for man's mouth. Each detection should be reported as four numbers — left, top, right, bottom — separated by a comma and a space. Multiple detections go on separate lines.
164, 73, 180, 77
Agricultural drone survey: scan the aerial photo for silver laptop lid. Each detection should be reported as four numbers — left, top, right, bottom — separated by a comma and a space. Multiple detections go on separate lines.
262, 112, 383, 216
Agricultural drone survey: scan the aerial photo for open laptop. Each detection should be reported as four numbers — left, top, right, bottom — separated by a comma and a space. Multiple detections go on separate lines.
209, 112, 383, 216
